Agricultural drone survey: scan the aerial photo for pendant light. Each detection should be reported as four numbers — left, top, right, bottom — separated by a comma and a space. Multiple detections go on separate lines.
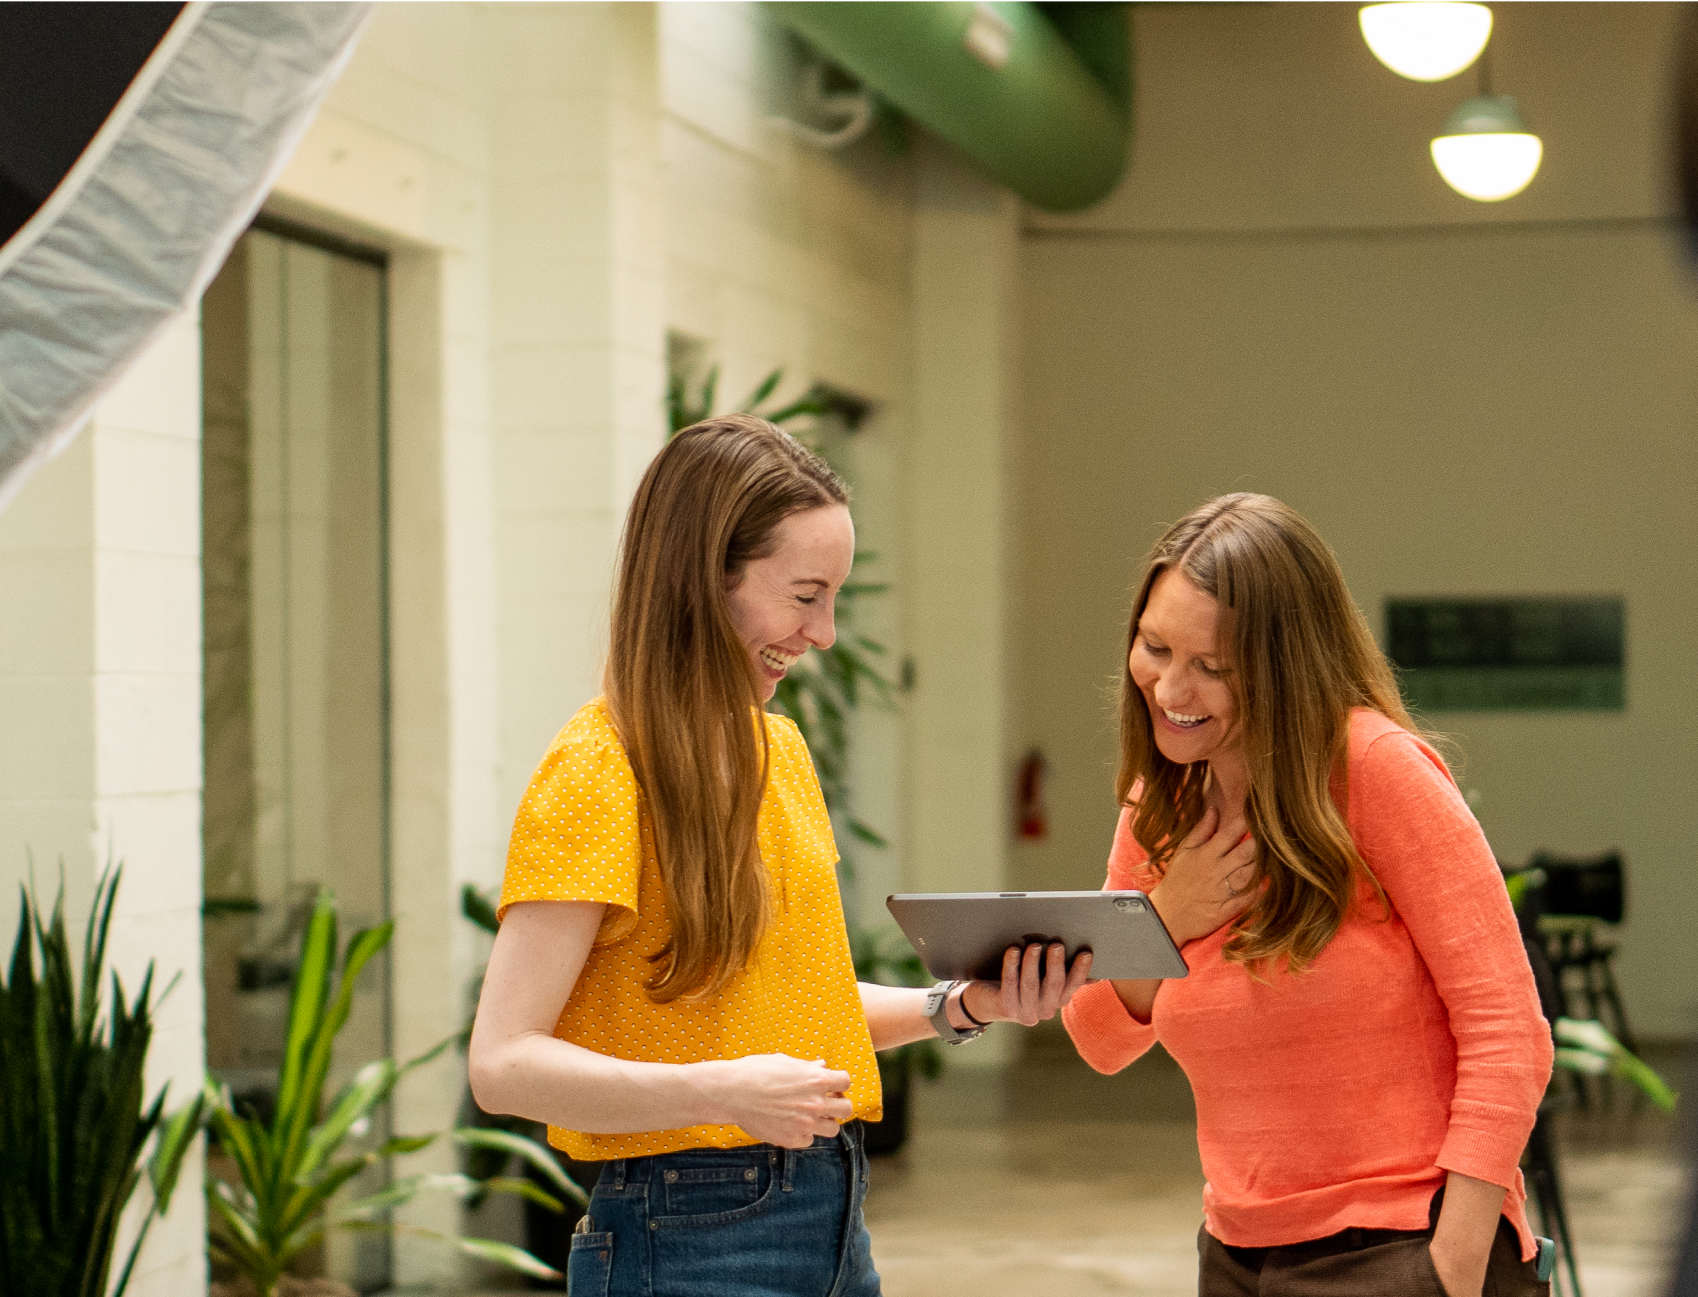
1431, 89, 1542, 201
1359, 2, 1493, 82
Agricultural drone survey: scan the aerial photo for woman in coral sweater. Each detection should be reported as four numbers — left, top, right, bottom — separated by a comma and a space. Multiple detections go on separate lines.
1063, 494, 1553, 1297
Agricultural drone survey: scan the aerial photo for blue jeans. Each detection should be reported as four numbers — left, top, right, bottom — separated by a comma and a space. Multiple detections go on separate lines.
568, 1121, 881, 1297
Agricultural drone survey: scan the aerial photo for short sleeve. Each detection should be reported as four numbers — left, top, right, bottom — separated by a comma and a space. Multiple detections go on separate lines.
498, 728, 642, 946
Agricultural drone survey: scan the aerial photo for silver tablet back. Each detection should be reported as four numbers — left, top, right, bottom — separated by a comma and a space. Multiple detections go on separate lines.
885, 890, 1189, 983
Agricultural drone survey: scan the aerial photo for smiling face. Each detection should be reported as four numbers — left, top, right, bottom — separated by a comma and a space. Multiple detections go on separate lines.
725, 503, 855, 702
1128, 568, 1243, 771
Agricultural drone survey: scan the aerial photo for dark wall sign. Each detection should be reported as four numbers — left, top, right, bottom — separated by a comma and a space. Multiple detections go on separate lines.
1385, 598, 1624, 712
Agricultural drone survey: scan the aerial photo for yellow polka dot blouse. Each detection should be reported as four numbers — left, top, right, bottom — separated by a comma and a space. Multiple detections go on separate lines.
498, 698, 882, 1161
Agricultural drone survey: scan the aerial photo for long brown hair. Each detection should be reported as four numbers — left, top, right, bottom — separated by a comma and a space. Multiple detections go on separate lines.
604, 414, 847, 1002
1117, 493, 1419, 973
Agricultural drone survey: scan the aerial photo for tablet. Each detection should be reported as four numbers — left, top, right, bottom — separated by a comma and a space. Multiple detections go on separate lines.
885, 890, 1189, 983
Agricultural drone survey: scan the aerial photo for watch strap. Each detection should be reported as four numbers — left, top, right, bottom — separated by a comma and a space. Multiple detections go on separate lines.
927, 980, 985, 1045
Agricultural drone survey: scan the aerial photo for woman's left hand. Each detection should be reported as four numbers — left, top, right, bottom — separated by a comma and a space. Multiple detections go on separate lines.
962, 943, 1094, 1026
1427, 1236, 1489, 1297
1426, 1171, 1505, 1297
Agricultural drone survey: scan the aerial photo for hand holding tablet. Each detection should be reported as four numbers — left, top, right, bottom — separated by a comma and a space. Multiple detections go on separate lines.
886, 890, 1189, 984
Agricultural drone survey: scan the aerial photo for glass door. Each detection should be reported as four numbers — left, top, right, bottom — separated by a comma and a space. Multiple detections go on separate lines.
201, 219, 391, 1291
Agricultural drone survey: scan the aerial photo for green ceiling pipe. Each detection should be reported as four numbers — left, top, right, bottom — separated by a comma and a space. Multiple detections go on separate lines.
765, 1, 1131, 213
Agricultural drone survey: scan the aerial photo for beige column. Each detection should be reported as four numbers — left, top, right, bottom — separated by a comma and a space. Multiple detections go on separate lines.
0, 316, 207, 1295
487, 0, 668, 820
905, 138, 1021, 1063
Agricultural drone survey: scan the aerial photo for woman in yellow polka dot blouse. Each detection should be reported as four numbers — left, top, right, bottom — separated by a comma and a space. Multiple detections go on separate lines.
469, 415, 1089, 1297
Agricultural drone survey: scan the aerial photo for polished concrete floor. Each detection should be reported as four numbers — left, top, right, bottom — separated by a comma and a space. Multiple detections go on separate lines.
865, 1030, 1694, 1297
454, 1032, 1692, 1296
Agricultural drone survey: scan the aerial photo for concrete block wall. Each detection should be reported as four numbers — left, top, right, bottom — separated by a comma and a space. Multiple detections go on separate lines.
0, 313, 207, 1294
658, 2, 923, 923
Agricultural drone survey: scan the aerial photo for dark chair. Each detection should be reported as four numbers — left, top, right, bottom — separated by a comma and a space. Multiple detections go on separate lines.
1520, 926, 1584, 1297
1527, 851, 1636, 1054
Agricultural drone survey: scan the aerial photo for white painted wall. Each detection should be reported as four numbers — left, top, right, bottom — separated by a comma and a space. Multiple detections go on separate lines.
1016, 3, 1698, 1036
658, 1, 920, 922
271, 4, 503, 1282
0, 316, 207, 1294
487, 0, 667, 832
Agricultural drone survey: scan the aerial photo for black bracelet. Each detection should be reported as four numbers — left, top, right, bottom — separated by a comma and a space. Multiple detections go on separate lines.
954, 983, 989, 1028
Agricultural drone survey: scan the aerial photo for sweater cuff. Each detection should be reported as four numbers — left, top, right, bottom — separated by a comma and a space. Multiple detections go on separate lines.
1435, 1102, 1540, 1191
1062, 980, 1158, 1074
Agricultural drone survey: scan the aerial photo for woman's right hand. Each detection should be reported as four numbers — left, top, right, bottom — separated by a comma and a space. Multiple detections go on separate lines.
1148, 805, 1258, 945
696, 1054, 854, 1149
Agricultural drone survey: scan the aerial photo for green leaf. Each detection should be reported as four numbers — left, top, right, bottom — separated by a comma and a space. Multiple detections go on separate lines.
848, 820, 888, 848
295, 1057, 397, 1181
358, 1221, 564, 1281
332, 1171, 483, 1223
274, 891, 339, 1134
479, 1174, 565, 1211
763, 393, 830, 424
451, 1126, 590, 1207
450, 1234, 565, 1280
206, 1176, 265, 1255
738, 368, 782, 413
281, 920, 394, 1173
397, 1031, 456, 1079
1613, 1051, 1679, 1113
460, 884, 500, 935
148, 1091, 207, 1211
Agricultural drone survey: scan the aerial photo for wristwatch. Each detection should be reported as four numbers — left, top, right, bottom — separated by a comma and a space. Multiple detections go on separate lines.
926, 980, 986, 1045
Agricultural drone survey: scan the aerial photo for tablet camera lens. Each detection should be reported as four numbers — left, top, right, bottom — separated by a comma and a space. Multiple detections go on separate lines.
1114, 897, 1145, 914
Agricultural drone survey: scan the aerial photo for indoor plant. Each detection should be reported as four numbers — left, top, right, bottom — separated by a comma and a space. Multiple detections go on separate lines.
204, 888, 581, 1295
0, 867, 203, 1297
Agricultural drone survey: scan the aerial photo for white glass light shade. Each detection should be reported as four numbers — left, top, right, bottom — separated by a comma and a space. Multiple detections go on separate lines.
1430, 96, 1542, 201
1430, 133, 1542, 200
1360, 3, 1493, 82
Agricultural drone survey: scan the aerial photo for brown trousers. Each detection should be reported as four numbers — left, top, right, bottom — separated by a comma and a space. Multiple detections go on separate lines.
1198, 1214, 1549, 1297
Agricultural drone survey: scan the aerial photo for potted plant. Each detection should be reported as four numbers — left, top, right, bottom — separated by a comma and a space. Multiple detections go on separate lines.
203, 888, 579, 1296
0, 867, 204, 1296
458, 884, 599, 1288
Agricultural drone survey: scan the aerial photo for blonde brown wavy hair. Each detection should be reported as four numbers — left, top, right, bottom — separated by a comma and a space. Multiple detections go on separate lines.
605, 414, 847, 1002
1117, 493, 1423, 973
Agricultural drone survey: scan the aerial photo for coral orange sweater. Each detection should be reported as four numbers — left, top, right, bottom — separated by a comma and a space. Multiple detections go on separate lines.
1063, 710, 1553, 1260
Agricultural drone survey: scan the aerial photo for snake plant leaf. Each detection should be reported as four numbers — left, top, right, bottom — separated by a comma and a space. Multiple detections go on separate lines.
2, 868, 182, 1297
147, 1090, 207, 1211
452, 1125, 591, 1207
274, 891, 338, 1129
77, 867, 120, 1042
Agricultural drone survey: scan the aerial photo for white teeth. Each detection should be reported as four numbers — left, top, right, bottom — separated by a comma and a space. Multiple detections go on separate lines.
760, 646, 801, 672
1164, 708, 1207, 726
